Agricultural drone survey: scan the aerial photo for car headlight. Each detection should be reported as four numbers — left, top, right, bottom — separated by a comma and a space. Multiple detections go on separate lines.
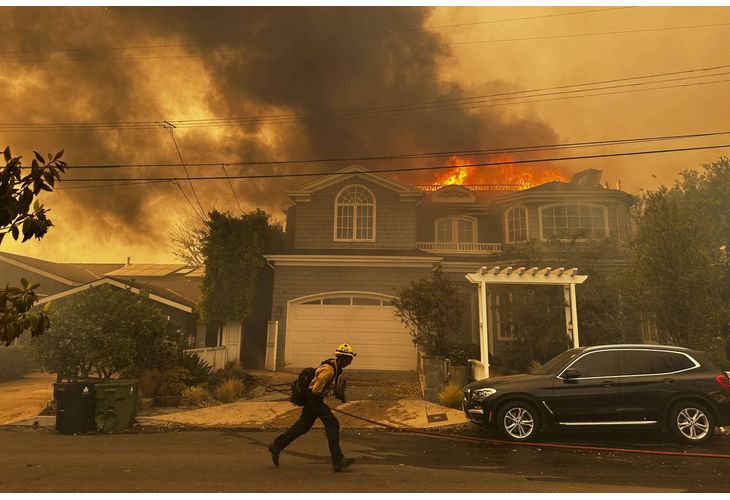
471, 388, 497, 402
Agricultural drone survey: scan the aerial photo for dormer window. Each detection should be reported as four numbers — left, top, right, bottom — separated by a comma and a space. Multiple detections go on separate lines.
334, 185, 375, 241
435, 216, 476, 243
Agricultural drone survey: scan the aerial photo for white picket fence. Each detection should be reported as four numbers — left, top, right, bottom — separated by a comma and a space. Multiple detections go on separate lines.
185, 346, 227, 370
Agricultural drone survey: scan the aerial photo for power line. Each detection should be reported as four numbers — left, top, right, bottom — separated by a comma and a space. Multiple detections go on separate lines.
420, 6, 636, 30
55, 142, 730, 184
30, 130, 730, 171
3, 62, 730, 133
55, 180, 173, 190
0, 7, 637, 58
221, 165, 243, 213
161, 122, 207, 219
1, 20, 728, 64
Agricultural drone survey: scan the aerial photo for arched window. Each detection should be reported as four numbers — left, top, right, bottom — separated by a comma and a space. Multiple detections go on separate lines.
540, 204, 608, 240
334, 185, 375, 241
435, 216, 476, 243
505, 207, 528, 242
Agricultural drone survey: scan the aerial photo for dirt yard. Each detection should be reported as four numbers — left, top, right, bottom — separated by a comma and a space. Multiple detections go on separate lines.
0, 372, 55, 425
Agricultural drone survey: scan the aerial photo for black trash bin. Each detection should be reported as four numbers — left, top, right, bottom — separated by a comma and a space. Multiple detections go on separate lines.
53, 381, 98, 435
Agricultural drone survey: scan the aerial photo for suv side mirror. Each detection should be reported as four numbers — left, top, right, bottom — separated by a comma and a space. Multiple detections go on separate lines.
562, 368, 580, 379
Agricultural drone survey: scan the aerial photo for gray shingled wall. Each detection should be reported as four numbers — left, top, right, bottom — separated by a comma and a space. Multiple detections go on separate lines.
293, 178, 418, 249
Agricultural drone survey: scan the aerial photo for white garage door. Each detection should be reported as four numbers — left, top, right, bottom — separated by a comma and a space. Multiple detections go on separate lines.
286, 294, 417, 371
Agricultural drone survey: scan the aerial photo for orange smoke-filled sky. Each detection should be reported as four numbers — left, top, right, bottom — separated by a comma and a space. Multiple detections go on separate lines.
2, 5, 730, 263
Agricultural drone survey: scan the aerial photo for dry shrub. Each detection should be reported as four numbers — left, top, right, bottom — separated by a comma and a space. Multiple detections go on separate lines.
183, 385, 214, 407
215, 378, 245, 403
438, 382, 464, 409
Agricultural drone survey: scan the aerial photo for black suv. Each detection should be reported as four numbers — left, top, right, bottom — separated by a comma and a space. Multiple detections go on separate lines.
463, 344, 730, 444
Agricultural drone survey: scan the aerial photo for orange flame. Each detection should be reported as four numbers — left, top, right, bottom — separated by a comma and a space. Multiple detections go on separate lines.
433, 155, 568, 190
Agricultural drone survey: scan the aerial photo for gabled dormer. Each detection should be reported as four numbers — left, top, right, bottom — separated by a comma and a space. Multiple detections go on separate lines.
284, 165, 424, 250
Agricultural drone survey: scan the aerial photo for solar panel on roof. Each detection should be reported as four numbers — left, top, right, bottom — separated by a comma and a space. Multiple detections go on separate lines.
107, 264, 185, 277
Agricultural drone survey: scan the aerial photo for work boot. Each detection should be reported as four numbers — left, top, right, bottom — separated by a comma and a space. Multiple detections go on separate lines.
268, 444, 280, 467
332, 457, 355, 472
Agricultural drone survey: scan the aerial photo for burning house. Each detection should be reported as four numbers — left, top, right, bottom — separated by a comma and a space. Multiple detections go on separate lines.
264, 162, 635, 372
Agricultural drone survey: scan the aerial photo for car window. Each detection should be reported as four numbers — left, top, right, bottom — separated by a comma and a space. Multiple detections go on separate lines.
564, 351, 619, 378
533, 348, 583, 375
621, 350, 695, 375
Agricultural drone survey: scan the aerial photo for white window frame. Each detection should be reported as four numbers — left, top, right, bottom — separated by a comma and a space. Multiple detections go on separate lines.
434, 216, 478, 243
333, 184, 376, 242
538, 203, 609, 242
504, 206, 529, 243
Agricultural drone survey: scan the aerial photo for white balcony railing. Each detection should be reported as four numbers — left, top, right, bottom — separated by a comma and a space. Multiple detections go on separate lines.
185, 346, 227, 370
416, 242, 503, 254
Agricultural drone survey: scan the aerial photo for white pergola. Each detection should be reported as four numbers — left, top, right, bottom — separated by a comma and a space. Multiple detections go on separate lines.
465, 266, 588, 380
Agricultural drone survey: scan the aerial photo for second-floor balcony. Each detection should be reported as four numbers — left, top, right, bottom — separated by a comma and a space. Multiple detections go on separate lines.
416, 242, 503, 255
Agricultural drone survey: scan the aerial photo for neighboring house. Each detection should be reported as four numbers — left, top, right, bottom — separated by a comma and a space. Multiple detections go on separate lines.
265, 165, 637, 372
0, 254, 256, 369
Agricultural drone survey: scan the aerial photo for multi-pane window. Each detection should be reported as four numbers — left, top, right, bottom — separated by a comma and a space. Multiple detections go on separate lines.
506, 207, 528, 242
335, 185, 375, 241
541, 204, 607, 240
435, 217, 476, 243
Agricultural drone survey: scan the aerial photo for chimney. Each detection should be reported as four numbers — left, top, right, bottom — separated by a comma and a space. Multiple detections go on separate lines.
571, 169, 603, 187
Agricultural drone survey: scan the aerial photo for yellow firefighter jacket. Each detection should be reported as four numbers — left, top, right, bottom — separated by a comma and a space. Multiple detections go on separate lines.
308, 359, 340, 397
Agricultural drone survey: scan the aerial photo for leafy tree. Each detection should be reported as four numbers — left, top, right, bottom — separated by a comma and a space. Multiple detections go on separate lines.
1, 146, 66, 345
199, 209, 285, 326
169, 210, 208, 267
631, 157, 730, 350
31, 285, 185, 380
392, 269, 465, 356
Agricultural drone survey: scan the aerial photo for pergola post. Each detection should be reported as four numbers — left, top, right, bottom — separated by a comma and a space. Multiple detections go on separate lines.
570, 283, 580, 348
478, 281, 490, 379
466, 266, 587, 380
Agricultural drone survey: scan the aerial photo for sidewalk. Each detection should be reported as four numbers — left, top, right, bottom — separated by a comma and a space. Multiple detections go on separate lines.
140, 399, 468, 430
141, 370, 468, 430
0, 373, 55, 426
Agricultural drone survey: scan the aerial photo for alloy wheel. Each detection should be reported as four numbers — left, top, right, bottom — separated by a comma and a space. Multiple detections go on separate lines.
676, 407, 710, 441
503, 407, 535, 439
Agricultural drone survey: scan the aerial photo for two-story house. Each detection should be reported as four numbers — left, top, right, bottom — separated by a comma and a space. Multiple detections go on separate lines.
264, 165, 635, 372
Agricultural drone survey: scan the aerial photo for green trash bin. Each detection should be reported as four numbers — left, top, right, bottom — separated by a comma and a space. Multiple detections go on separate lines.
94, 379, 138, 433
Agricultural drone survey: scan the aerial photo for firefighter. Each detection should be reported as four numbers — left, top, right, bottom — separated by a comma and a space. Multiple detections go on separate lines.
269, 343, 357, 472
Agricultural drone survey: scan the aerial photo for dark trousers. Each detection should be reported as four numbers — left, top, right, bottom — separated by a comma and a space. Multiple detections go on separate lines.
273, 392, 343, 461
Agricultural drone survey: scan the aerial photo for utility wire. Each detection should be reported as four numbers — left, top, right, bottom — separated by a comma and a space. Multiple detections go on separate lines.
161, 122, 207, 219
55, 142, 730, 183
26, 130, 730, 171
0, 7, 637, 57
221, 165, 243, 213
420, 6, 636, 30
1, 20, 728, 64
3, 62, 730, 132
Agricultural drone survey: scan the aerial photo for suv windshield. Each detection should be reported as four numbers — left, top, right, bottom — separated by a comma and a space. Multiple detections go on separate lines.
533, 348, 584, 375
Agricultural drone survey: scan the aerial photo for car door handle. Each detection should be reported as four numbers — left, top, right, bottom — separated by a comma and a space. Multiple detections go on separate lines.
601, 380, 615, 386
661, 378, 676, 384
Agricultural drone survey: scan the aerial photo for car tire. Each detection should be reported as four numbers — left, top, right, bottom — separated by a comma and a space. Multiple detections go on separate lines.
668, 401, 715, 445
496, 401, 540, 442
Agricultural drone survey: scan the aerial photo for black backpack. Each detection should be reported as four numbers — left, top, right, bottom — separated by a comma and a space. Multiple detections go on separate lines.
289, 360, 338, 406
290, 367, 316, 406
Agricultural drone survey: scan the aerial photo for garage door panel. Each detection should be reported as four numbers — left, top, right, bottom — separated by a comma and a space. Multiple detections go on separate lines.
287, 298, 417, 371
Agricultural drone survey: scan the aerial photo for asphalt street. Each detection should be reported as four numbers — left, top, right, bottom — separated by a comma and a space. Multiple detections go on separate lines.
1, 427, 729, 492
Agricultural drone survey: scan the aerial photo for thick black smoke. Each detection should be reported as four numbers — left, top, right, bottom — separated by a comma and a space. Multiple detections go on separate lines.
1, 7, 557, 255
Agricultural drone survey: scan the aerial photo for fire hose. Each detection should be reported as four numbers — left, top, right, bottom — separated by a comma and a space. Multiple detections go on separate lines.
254, 379, 730, 461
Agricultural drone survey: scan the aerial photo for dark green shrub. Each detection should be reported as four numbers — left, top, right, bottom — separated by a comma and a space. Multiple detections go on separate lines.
443, 341, 480, 367
0, 347, 33, 381
158, 367, 191, 396
178, 351, 214, 385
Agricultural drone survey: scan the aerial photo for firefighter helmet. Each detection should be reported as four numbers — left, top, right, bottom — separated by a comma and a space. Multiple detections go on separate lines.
334, 343, 357, 357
